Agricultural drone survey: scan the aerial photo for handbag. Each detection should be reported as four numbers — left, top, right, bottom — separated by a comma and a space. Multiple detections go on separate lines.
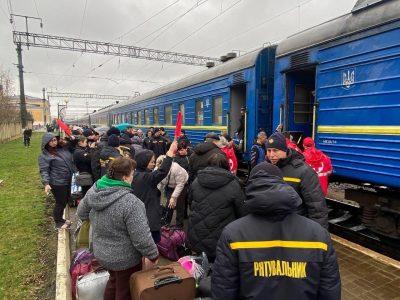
76, 172, 93, 187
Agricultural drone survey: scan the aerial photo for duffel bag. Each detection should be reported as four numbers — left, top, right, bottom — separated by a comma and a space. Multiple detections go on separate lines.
130, 262, 196, 300
157, 226, 189, 261
76, 269, 109, 300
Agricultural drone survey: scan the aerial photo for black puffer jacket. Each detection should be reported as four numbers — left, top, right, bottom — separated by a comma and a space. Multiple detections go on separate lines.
188, 167, 244, 261
73, 146, 92, 174
212, 171, 341, 300
132, 151, 172, 232
271, 149, 328, 229
188, 142, 224, 183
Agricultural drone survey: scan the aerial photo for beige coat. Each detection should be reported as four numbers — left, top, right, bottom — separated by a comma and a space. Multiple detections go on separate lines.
158, 162, 188, 199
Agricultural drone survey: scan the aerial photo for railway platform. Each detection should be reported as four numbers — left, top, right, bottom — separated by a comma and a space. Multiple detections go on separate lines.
57, 208, 400, 300
332, 235, 400, 300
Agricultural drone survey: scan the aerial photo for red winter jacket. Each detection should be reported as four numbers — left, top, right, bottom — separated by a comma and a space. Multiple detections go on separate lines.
303, 147, 332, 196
221, 146, 238, 175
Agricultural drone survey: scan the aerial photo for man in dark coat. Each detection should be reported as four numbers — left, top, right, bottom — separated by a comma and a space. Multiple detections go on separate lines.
23, 128, 32, 147
212, 162, 341, 300
132, 141, 177, 243
188, 153, 244, 261
235, 106, 246, 140
188, 132, 224, 183
266, 132, 328, 229
91, 127, 120, 181
99, 134, 122, 177
150, 128, 168, 158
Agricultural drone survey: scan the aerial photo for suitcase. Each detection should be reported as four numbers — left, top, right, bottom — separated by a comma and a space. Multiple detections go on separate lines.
130, 262, 196, 300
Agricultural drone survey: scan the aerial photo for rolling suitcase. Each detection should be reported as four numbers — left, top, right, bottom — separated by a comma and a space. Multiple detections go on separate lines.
130, 262, 196, 300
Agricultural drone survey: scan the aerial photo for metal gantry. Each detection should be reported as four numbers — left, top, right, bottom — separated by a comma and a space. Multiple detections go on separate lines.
13, 31, 221, 67
47, 91, 139, 101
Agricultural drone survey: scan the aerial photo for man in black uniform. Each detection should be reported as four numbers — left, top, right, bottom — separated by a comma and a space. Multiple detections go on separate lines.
212, 162, 340, 300
265, 132, 328, 228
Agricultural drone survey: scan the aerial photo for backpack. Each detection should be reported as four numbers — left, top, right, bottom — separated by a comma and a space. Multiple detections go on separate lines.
157, 226, 191, 261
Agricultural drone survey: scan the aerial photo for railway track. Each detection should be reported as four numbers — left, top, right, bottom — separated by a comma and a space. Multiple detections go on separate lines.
326, 197, 400, 261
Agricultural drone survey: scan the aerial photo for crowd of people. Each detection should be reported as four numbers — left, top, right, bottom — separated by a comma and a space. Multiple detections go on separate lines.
38, 124, 338, 300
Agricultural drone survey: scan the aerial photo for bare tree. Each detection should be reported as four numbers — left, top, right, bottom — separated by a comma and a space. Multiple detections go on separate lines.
0, 68, 19, 123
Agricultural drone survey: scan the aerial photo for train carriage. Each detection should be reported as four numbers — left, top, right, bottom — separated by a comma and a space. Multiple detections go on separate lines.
88, 46, 276, 161
273, 0, 400, 189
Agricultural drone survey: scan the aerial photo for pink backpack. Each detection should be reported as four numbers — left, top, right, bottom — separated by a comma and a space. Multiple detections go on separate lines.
157, 226, 190, 261
70, 249, 95, 299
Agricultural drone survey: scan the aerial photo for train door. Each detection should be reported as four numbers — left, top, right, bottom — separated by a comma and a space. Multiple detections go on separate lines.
284, 69, 316, 144
229, 84, 246, 137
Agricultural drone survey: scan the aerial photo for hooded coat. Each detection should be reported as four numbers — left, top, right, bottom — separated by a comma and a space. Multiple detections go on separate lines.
188, 167, 244, 260
269, 149, 329, 229
212, 171, 341, 300
77, 177, 158, 271
38, 133, 74, 186
303, 147, 333, 196
132, 150, 172, 231
188, 142, 224, 182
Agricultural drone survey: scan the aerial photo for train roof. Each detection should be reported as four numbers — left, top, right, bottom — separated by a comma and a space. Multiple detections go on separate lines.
100, 47, 266, 114
276, 0, 400, 57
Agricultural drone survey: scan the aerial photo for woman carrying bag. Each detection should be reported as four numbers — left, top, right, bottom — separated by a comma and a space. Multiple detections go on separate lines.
156, 155, 189, 228
73, 135, 95, 196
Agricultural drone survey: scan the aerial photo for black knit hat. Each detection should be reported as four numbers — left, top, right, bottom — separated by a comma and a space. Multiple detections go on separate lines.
107, 126, 121, 137
108, 134, 120, 147
266, 132, 287, 152
250, 162, 283, 179
205, 132, 220, 141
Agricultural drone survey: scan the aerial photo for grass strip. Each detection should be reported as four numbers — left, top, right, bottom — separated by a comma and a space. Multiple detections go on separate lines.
0, 133, 56, 299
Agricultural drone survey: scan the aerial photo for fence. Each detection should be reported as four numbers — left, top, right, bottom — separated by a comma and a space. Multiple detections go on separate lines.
0, 121, 33, 143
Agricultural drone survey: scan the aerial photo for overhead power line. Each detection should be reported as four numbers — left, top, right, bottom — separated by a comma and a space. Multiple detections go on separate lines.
13, 31, 220, 66
47, 91, 140, 101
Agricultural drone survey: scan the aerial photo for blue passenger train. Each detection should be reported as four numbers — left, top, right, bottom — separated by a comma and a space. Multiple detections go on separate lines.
77, 0, 400, 191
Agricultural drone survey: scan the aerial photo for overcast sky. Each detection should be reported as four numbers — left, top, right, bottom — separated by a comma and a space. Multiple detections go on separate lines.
0, 0, 358, 118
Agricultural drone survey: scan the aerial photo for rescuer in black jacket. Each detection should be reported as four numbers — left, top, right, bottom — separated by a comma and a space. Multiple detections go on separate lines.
212, 162, 341, 300
266, 132, 328, 229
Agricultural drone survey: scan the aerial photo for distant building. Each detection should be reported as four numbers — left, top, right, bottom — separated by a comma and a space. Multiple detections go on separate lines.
9, 95, 51, 126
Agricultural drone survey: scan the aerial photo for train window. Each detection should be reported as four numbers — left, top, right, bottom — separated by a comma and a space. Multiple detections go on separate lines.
164, 105, 172, 125
144, 109, 150, 125
213, 96, 223, 125
137, 110, 142, 125
179, 103, 185, 125
132, 112, 137, 125
153, 107, 159, 124
294, 85, 313, 124
195, 100, 204, 125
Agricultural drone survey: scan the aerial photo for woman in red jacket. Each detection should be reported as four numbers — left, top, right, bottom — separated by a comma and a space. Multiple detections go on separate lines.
302, 137, 333, 196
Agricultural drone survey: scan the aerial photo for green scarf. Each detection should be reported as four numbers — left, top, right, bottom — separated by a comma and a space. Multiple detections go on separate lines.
96, 175, 131, 190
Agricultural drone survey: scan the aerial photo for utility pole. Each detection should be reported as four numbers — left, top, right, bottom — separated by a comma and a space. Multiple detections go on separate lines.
16, 43, 27, 128
10, 14, 43, 128
42, 87, 46, 126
